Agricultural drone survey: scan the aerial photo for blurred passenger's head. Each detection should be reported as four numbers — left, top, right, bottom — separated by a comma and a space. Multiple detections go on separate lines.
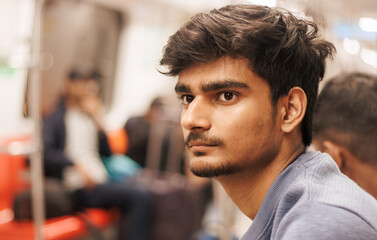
160, 4, 335, 147
65, 68, 101, 107
313, 72, 377, 197
145, 97, 165, 121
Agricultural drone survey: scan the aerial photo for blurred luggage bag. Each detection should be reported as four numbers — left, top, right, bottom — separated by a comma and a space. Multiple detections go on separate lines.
131, 120, 207, 240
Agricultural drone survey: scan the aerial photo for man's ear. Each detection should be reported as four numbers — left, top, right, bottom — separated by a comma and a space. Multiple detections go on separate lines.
281, 87, 307, 133
322, 140, 344, 170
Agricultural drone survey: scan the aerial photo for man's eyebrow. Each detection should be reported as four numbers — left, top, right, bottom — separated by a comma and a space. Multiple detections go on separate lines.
175, 83, 191, 93
201, 80, 249, 92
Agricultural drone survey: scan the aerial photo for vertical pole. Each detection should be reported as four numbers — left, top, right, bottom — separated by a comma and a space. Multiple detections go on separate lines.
29, 0, 45, 239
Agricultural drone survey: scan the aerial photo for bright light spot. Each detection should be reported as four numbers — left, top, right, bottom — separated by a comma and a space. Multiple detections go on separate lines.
8, 54, 29, 68
359, 18, 377, 32
0, 208, 14, 225
343, 37, 360, 55
247, 0, 277, 7
361, 48, 377, 69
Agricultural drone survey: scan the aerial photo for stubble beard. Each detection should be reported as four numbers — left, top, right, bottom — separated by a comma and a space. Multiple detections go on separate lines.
185, 132, 237, 177
189, 158, 238, 178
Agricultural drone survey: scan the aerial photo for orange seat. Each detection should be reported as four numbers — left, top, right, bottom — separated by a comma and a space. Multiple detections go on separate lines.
0, 150, 30, 212
0, 136, 118, 240
0, 154, 29, 211
0, 208, 118, 240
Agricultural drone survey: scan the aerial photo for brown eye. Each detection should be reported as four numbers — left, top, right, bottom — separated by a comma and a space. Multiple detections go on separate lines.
224, 92, 234, 100
218, 92, 236, 102
182, 95, 194, 104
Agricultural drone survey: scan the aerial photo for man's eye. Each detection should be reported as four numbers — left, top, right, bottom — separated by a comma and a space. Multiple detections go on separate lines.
218, 92, 236, 102
182, 95, 194, 105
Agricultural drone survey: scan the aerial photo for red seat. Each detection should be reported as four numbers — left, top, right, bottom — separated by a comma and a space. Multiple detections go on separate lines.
0, 135, 32, 212
0, 136, 118, 240
0, 208, 118, 240
0, 154, 29, 212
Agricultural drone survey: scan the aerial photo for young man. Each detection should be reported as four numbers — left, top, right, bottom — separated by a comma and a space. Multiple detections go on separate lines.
160, 4, 377, 239
313, 72, 377, 199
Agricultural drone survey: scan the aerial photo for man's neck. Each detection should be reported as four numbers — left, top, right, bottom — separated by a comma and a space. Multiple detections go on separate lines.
216, 142, 306, 219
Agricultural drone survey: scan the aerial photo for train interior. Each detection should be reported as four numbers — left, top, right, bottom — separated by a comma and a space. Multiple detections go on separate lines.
0, 0, 376, 239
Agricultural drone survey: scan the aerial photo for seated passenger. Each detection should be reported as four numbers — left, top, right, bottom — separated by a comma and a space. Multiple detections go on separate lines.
124, 97, 165, 168
43, 68, 152, 240
124, 96, 186, 172
313, 72, 377, 199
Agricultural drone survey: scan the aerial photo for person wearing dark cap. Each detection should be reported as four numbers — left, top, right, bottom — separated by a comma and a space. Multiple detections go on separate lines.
159, 4, 377, 240
43, 69, 152, 240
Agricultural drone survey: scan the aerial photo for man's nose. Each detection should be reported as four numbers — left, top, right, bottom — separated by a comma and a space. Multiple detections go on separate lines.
181, 98, 211, 132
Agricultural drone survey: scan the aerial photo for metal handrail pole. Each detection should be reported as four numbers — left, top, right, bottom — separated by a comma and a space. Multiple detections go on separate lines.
29, 0, 45, 239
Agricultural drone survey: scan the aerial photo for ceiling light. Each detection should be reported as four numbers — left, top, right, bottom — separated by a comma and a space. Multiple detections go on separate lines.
359, 18, 377, 32
360, 48, 377, 69
343, 37, 360, 55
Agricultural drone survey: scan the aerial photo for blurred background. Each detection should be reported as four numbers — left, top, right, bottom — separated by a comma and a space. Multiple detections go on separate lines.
1, 0, 376, 133
0, 0, 376, 239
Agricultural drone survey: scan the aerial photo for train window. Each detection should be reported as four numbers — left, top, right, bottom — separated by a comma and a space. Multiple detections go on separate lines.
0, 0, 35, 136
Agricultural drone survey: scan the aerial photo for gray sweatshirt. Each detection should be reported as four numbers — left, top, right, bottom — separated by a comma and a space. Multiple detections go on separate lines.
241, 151, 377, 240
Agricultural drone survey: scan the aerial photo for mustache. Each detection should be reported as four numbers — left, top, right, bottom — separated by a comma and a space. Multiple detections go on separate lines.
185, 132, 224, 147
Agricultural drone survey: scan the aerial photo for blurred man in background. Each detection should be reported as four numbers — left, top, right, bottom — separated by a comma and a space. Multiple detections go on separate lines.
124, 97, 166, 168
43, 69, 152, 240
313, 72, 377, 199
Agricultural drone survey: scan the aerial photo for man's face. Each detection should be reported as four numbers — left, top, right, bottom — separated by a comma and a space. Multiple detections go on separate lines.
176, 57, 283, 178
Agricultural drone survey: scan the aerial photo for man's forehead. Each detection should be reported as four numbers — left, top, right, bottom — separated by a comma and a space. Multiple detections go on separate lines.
175, 57, 265, 93
181, 57, 249, 73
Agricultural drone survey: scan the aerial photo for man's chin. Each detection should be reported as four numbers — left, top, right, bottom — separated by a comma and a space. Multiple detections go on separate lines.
190, 161, 237, 178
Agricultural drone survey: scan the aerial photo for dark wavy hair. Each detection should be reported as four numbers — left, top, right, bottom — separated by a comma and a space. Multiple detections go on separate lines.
160, 4, 335, 146
313, 72, 377, 164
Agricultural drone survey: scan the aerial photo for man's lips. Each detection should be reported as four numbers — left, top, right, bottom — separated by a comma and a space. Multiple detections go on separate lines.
187, 141, 218, 148
187, 141, 219, 153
